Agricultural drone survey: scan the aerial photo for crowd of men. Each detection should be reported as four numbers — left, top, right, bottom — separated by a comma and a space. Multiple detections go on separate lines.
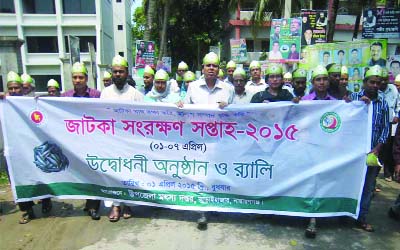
2, 52, 400, 238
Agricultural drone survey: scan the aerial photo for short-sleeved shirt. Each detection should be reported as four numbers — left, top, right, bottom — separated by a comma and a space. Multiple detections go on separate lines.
184, 78, 234, 104
250, 87, 293, 103
233, 91, 253, 104
100, 83, 144, 102
61, 87, 101, 98
245, 78, 267, 97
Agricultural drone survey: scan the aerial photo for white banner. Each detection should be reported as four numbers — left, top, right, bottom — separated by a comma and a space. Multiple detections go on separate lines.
1, 98, 371, 218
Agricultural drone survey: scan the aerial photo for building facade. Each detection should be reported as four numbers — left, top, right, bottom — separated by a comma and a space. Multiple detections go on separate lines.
0, 0, 132, 92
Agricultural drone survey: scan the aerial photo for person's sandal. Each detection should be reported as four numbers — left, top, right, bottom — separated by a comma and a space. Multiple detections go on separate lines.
305, 220, 317, 238
88, 209, 101, 220
108, 205, 120, 222
122, 206, 132, 219
357, 221, 374, 232
19, 208, 35, 224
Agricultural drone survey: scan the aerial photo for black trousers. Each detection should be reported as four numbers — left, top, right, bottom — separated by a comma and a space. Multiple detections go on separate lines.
382, 133, 395, 178
85, 199, 101, 211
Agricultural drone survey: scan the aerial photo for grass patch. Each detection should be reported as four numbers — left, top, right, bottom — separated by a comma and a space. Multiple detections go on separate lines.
0, 171, 9, 186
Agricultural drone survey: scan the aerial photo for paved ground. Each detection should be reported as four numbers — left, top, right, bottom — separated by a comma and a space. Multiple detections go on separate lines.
0, 175, 399, 250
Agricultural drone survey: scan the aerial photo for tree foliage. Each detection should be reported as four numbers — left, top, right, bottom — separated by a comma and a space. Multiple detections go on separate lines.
133, 0, 231, 71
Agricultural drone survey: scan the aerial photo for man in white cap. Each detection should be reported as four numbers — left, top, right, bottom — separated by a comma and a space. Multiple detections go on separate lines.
283, 72, 293, 89
101, 55, 144, 222
101, 55, 144, 102
169, 61, 187, 94
47, 79, 60, 97
103, 71, 112, 88
142, 65, 155, 95
21, 73, 35, 97
245, 60, 267, 97
232, 68, 252, 104
224, 60, 236, 85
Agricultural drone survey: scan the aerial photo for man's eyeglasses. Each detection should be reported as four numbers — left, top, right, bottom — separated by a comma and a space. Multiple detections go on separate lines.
112, 70, 126, 74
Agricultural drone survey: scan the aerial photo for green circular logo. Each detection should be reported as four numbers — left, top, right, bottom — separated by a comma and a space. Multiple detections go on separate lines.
320, 112, 341, 133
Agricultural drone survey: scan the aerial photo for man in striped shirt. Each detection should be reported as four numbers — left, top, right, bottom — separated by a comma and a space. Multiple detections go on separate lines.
349, 65, 390, 232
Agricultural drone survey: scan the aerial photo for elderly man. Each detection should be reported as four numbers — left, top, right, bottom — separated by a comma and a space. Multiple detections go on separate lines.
283, 72, 293, 89
379, 68, 399, 182
47, 79, 61, 97
251, 64, 293, 103
183, 52, 234, 229
349, 65, 390, 232
225, 60, 236, 85
232, 68, 252, 104
245, 60, 267, 98
169, 61, 188, 94
21, 73, 35, 96
103, 71, 112, 88
101, 55, 144, 222
145, 69, 180, 103
62, 62, 100, 98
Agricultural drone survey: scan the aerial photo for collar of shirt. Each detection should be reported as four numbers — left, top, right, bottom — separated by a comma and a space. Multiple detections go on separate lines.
113, 83, 131, 93
199, 79, 224, 92
357, 89, 383, 102
247, 78, 266, 86
307, 91, 336, 100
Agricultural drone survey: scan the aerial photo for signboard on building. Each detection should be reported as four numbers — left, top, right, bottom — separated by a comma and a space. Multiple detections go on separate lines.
269, 18, 302, 63
299, 39, 387, 92
362, 8, 400, 39
135, 40, 155, 68
230, 39, 247, 63
301, 9, 328, 45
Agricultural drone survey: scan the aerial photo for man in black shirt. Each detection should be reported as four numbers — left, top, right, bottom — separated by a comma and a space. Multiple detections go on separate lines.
250, 64, 294, 103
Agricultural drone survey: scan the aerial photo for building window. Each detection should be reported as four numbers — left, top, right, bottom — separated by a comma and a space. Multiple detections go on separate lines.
261, 40, 269, 52
119, 52, 124, 57
118, 25, 123, 30
31, 75, 62, 92
246, 39, 254, 52
23, 0, 55, 14
0, 0, 15, 13
26, 36, 58, 53
64, 36, 96, 53
62, 0, 95, 14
